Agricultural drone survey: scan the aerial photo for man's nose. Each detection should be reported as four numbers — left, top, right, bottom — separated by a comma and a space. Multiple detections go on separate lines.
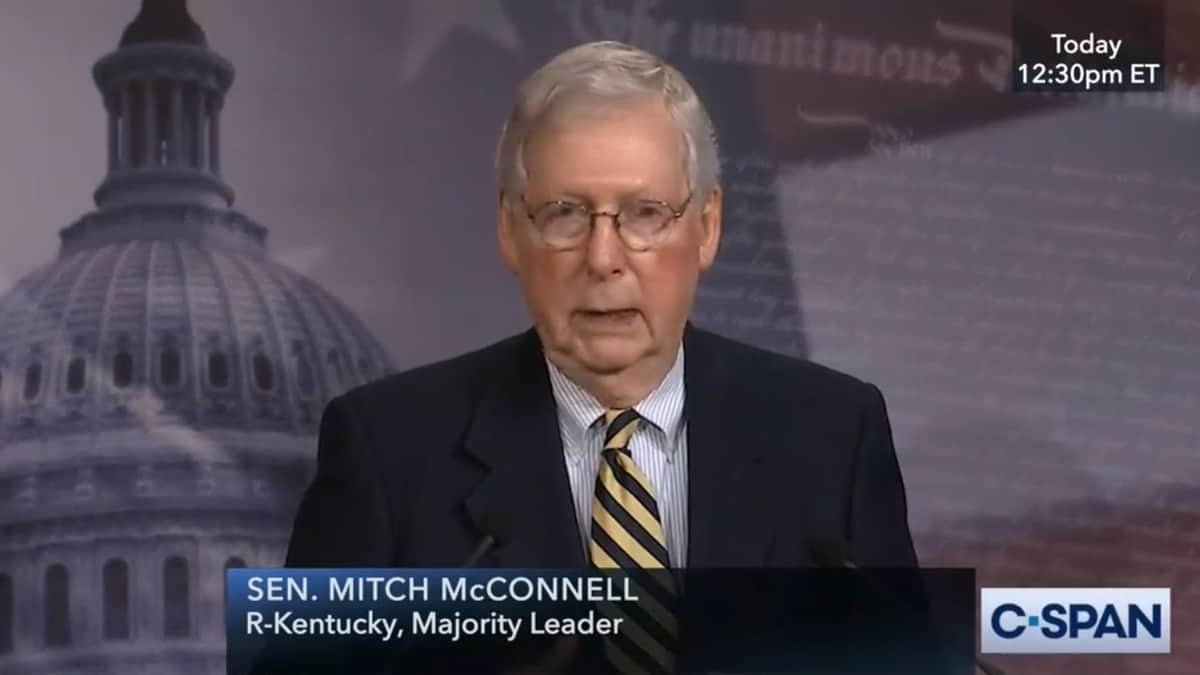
583, 214, 628, 276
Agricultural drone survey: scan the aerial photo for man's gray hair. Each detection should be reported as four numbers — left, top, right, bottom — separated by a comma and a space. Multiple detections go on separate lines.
495, 41, 721, 198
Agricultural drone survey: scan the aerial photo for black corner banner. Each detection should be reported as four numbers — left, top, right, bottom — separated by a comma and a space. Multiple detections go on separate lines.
1012, 0, 1166, 92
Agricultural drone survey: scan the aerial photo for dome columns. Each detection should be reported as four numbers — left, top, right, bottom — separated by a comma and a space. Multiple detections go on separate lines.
92, 45, 233, 210
104, 77, 220, 174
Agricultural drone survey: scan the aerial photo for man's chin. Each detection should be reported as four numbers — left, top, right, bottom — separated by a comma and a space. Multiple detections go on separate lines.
573, 336, 646, 375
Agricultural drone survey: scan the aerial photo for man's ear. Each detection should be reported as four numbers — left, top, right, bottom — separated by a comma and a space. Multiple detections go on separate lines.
497, 191, 520, 274
697, 185, 722, 270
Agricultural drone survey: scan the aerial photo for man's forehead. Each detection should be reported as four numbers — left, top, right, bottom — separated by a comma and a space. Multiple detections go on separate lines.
519, 102, 688, 196
527, 97, 679, 140
523, 127, 685, 176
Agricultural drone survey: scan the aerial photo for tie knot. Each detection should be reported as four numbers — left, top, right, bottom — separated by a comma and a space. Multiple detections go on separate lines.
603, 408, 632, 424
603, 408, 640, 450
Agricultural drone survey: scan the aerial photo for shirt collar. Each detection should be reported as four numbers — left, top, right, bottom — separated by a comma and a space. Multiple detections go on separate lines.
545, 344, 686, 456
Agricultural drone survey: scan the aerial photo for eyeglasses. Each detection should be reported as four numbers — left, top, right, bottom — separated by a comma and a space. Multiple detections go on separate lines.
520, 193, 692, 251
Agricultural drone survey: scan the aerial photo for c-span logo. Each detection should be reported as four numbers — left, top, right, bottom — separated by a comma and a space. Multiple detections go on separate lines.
981, 588, 1171, 654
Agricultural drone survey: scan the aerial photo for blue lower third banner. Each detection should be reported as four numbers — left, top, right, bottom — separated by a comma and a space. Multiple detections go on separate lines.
227, 568, 975, 674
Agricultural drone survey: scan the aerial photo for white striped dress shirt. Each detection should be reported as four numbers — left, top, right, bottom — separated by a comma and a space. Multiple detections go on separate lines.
545, 346, 689, 567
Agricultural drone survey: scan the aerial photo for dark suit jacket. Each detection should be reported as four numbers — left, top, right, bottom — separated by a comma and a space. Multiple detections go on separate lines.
286, 323, 916, 569
274, 324, 923, 673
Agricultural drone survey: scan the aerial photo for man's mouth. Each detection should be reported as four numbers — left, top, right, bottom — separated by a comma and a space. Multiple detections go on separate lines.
578, 308, 639, 321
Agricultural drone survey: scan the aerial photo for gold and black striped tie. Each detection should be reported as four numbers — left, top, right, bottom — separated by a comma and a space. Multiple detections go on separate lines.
589, 408, 679, 675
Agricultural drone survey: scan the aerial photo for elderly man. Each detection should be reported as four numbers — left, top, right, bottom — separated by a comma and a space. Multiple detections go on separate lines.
282, 40, 919, 673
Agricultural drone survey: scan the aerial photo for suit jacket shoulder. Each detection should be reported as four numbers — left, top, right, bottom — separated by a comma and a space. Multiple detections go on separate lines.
685, 326, 882, 432
683, 327, 915, 567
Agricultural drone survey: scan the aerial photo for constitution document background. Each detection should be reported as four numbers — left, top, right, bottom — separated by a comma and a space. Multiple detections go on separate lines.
0, 1, 1197, 674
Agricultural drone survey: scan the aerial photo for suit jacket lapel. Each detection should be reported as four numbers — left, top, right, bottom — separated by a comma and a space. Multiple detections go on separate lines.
460, 330, 586, 568
684, 325, 780, 567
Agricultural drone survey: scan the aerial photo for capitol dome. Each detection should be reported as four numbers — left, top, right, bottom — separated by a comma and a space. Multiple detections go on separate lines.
0, 2, 392, 673
2, 214, 391, 440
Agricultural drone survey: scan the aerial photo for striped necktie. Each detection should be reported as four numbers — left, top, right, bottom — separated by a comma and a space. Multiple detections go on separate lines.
589, 408, 679, 675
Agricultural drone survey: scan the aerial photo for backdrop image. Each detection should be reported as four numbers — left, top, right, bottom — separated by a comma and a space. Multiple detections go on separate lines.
0, 1, 1197, 673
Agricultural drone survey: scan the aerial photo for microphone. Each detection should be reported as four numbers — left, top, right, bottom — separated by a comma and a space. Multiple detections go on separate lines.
461, 513, 508, 567
462, 534, 497, 567
806, 539, 1010, 675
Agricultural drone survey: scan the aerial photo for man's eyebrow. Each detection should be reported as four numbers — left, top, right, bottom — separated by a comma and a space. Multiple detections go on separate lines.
527, 192, 588, 203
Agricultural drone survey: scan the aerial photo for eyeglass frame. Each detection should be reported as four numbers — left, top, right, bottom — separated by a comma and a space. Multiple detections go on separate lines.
516, 192, 694, 251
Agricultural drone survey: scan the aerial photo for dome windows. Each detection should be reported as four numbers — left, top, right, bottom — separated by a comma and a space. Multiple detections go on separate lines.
160, 344, 183, 388
112, 351, 134, 389
59, 340, 92, 398
0, 333, 380, 405
245, 337, 277, 394
223, 557, 246, 614
45, 564, 70, 647
66, 356, 87, 394
207, 350, 230, 389
103, 559, 131, 640
251, 352, 274, 392
0, 573, 11, 654
106, 336, 136, 390
21, 556, 212, 654
296, 352, 316, 397
326, 348, 345, 384
163, 556, 191, 638
23, 362, 42, 401
153, 335, 185, 390
290, 341, 317, 398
